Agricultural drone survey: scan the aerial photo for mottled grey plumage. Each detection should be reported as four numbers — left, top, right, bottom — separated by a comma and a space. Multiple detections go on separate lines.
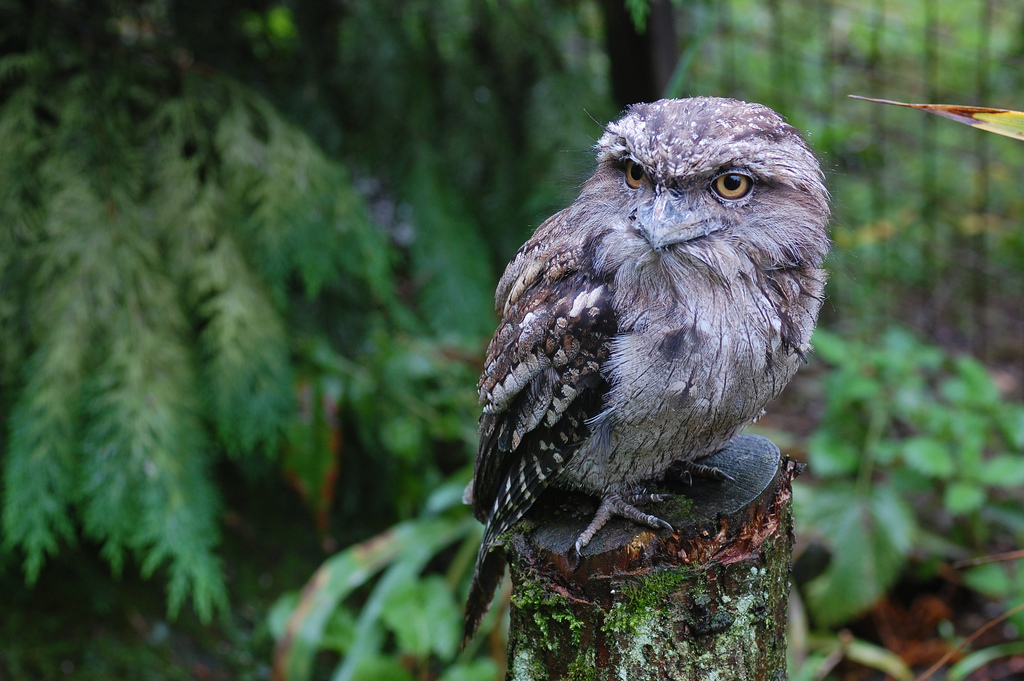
463, 97, 830, 643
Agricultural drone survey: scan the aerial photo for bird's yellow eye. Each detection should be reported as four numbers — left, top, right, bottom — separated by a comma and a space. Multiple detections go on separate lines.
711, 173, 754, 200
624, 159, 645, 189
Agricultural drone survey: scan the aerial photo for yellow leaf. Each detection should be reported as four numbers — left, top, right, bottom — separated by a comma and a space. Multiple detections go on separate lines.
973, 111, 1024, 139
849, 95, 1024, 141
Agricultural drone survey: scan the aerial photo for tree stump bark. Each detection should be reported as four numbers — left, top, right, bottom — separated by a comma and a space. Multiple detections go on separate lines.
504, 434, 798, 681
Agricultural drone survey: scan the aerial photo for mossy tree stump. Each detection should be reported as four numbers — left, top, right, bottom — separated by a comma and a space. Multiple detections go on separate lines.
504, 434, 798, 681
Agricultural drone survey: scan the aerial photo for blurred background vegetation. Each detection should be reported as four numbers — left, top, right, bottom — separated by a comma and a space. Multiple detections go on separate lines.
1, 0, 1023, 679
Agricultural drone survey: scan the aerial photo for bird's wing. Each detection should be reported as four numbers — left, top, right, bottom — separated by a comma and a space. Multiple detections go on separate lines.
464, 236, 616, 644
472, 240, 616, 539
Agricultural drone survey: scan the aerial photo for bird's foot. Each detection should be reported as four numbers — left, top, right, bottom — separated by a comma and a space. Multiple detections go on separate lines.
670, 458, 735, 485
573, 492, 673, 556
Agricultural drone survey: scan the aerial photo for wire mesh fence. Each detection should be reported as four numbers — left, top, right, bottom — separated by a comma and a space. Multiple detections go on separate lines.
666, 0, 1024, 390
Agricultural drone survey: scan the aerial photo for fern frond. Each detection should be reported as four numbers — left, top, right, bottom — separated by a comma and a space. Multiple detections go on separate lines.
214, 88, 394, 304
403, 158, 495, 340
0, 34, 397, 620
2, 343, 83, 582
0, 52, 44, 86
194, 234, 294, 456
1, 176, 108, 582
74, 199, 227, 619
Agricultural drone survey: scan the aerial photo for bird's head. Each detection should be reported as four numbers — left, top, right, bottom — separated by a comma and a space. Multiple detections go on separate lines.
587, 97, 830, 274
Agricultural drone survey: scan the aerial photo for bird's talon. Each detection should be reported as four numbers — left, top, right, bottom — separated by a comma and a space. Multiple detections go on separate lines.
568, 546, 582, 570
673, 460, 734, 483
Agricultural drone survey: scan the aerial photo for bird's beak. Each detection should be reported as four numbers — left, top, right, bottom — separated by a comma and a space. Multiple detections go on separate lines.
635, 191, 717, 251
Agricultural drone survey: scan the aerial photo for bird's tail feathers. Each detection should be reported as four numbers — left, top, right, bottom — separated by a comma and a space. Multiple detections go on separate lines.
462, 541, 506, 648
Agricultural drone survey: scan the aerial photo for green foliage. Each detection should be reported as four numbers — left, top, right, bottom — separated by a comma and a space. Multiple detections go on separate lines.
5, 0, 1024, 677
796, 328, 1024, 626
0, 3, 392, 620
624, 0, 653, 32
1, 0, 611, 642
289, 333, 480, 527
328, 0, 614, 314
380, 574, 463, 658
797, 482, 916, 626
269, 480, 493, 681
948, 639, 1024, 681
791, 633, 914, 681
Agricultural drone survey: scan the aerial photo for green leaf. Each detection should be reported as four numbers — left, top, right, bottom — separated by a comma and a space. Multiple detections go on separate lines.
274, 524, 421, 681
333, 522, 473, 675
438, 659, 502, 681
943, 481, 986, 515
801, 633, 913, 681
624, 0, 651, 32
320, 606, 359, 654
265, 6, 299, 42
349, 655, 414, 681
949, 413, 988, 469
828, 371, 882, 406
268, 591, 301, 640
976, 454, 1024, 488
872, 440, 900, 467
380, 416, 426, 460
962, 563, 1012, 599
808, 328, 850, 365
845, 637, 915, 681
900, 437, 954, 479
283, 376, 343, 531
380, 575, 461, 659
941, 357, 1001, 410
949, 641, 1024, 681
807, 431, 861, 477
1000, 406, 1024, 450
985, 502, 1024, 536
790, 651, 834, 681
803, 483, 916, 626
425, 476, 472, 515
274, 515, 475, 681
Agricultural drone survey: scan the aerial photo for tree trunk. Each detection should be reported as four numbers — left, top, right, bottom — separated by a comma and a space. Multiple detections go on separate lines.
504, 434, 798, 680
601, 0, 678, 107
